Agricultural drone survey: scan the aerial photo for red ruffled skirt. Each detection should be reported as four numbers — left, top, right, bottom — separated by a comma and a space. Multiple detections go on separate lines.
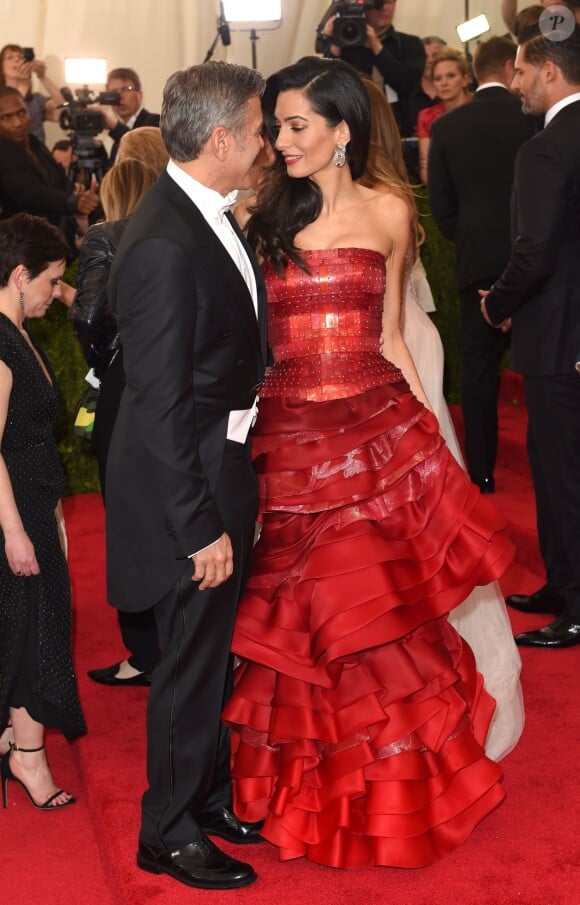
223, 382, 515, 868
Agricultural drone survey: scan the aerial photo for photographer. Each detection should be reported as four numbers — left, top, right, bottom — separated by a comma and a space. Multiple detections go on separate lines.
0, 87, 99, 252
0, 44, 65, 143
321, 0, 425, 136
96, 68, 159, 164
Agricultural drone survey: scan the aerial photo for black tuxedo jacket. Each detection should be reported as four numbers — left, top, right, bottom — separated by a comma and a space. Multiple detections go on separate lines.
108, 108, 161, 163
485, 99, 580, 376
428, 87, 535, 289
106, 171, 267, 611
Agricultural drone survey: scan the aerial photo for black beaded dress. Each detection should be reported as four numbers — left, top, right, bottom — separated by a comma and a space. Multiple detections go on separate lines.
0, 313, 85, 739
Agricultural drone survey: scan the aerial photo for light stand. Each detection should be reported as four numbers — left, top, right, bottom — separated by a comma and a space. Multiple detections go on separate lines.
221, 0, 282, 70
204, 2, 232, 63
249, 29, 260, 69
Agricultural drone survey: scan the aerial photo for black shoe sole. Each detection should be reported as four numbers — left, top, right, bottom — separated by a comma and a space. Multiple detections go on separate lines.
136, 852, 258, 889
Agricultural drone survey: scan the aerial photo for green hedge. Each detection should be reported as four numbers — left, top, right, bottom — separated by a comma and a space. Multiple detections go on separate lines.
29, 259, 100, 495
33, 197, 463, 495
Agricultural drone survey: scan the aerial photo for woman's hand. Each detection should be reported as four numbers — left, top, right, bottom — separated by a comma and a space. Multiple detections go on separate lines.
5, 529, 40, 577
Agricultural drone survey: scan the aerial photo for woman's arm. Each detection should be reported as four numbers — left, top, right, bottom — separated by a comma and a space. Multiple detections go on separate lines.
30, 60, 66, 122
0, 360, 40, 575
418, 137, 429, 185
380, 200, 432, 412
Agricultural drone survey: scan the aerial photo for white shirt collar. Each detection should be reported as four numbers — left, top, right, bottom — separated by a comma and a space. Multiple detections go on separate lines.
476, 82, 508, 92
544, 92, 580, 126
166, 159, 238, 223
125, 106, 144, 130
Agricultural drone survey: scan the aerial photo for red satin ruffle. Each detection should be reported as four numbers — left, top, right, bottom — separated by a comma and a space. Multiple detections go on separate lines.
224, 383, 513, 867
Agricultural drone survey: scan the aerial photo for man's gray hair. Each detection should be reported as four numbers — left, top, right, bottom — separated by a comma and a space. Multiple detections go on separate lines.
161, 61, 265, 162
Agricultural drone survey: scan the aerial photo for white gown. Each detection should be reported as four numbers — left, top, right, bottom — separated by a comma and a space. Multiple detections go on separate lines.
402, 258, 524, 762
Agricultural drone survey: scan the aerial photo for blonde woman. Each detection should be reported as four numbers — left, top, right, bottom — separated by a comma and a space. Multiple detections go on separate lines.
416, 47, 472, 183
362, 76, 523, 763
71, 129, 168, 688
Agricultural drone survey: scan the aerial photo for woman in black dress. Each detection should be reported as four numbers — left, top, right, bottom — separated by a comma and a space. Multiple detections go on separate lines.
0, 213, 85, 810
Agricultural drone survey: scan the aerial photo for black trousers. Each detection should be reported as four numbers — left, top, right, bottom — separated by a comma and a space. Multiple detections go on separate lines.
93, 351, 160, 674
524, 374, 580, 623
460, 280, 509, 483
139, 440, 258, 851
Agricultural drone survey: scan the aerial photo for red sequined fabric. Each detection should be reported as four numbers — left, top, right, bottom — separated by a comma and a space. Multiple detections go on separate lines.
260, 248, 401, 401
223, 248, 514, 868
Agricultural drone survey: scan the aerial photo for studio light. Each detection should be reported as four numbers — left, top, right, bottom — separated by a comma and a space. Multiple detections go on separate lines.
222, 0, 282, 29
218, 0, 282, 69
64, 58, 107, 85
456, 14, 491, 44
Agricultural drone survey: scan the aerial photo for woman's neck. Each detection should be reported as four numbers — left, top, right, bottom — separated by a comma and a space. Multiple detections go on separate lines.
5, 74, 30, 94
0, 292, 24, 330
444, 92, 469, 112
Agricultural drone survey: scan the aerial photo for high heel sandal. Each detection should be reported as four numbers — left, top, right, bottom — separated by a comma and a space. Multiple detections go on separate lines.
1, 743, 76, 810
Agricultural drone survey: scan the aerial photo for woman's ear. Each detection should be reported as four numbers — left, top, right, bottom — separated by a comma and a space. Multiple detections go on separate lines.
336, 120, 351, 147
10, 264, 27, 292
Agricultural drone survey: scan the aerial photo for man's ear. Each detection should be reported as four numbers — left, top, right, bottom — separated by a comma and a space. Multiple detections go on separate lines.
209, 126, 230, 161
542, 60, 559, 84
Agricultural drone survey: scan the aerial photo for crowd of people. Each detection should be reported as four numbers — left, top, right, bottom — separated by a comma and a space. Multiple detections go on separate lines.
0, 0, 579, 894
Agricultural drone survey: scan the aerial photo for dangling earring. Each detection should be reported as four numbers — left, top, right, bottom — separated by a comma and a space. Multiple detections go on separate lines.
333, 142, 346, 168
18, 290, 24, 314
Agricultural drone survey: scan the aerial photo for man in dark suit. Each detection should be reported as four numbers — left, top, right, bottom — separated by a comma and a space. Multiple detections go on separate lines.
330, 0, 425, 137
106, 61, 268, 888
0, 87, 100, 248
102, 67, 160, 163
482, 26, 580, 649
428, 37, 535, 493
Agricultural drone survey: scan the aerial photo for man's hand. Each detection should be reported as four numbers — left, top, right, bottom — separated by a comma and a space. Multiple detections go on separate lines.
366, 24, 383, 55
191, 532, 233, 591
76, 184, 100, 215
90, 104, 120, 131
479, 289, 511, 333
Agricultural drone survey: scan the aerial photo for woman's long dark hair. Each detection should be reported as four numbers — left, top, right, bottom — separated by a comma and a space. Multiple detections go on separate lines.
246, 56, 371, 274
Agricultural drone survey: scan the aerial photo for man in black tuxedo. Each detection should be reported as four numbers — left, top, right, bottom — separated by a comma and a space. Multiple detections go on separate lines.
106, 61, 268, 888
482, 26, 580, 649
101, 67, 160, 164
428, 37, 535, 493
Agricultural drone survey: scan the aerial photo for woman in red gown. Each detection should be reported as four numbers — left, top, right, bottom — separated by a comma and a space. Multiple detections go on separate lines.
223, 57, 514, 869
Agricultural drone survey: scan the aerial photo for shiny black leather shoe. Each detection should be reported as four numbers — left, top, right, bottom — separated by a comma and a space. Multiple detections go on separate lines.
87, 662, 152, 687
200, 806, 264, 844
472, 476, 495, 494
137, 838, 257, 890
515, 616, 580, 649
506, 586, 563, 616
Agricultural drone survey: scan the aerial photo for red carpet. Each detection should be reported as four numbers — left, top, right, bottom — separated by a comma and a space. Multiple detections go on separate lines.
3, 374, 579, 905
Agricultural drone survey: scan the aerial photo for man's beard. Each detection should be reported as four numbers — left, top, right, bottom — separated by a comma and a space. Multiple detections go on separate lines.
519, 75, 547, 116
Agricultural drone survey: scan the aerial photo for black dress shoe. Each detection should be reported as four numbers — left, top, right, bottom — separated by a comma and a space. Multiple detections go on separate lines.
472, 476, 495, 494
506, 586, 563, 616
137, 837, 257, 890
87, 662, 152, 687
515, 616, 580, 649
199, 805, 264, 844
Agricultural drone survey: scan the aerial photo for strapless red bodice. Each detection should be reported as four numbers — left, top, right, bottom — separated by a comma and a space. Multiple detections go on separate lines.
261, 248, 401, 401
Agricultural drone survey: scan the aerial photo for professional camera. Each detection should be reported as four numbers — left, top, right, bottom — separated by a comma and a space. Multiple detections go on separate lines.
316, 0, 385, 53
58, 86, 120, 186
